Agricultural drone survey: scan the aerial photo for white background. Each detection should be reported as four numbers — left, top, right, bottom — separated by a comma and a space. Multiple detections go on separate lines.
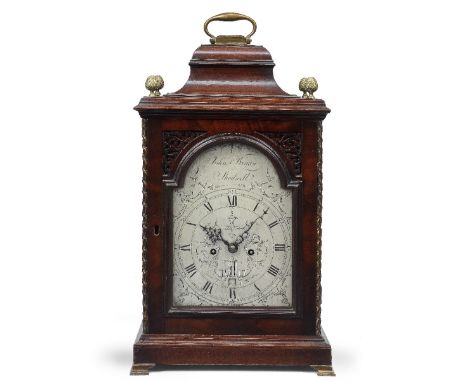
1, 1, 467, 381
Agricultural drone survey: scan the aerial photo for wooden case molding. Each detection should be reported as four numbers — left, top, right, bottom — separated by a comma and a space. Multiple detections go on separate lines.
133, 36, 332, 376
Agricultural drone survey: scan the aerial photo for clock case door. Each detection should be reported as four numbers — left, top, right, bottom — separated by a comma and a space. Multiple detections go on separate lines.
165, 128, 301, 315
134, 42, 332, 368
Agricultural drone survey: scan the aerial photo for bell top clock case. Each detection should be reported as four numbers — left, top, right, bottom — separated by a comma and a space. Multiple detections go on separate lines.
135, 13, 330, 336
132, 13, 334, 376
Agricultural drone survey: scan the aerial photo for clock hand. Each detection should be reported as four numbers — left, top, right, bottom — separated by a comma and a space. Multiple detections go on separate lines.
199, 224, 219, 244
200, 223, 249, 255
234, 208, 269, 245
200, 224, 231, 247
218, 229, 232, 247
208, 226, 242, 254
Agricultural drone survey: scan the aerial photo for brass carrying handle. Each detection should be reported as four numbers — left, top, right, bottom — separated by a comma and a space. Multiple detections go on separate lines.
204, 12, 257, 45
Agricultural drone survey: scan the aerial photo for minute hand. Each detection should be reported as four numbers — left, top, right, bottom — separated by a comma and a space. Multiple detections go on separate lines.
234, 208, 268, 245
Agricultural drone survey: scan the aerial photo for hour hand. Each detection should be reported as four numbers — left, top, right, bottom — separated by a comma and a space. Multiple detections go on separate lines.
200, 224, 230, 247
218, 229, 232, 247
200, 224, 218, 244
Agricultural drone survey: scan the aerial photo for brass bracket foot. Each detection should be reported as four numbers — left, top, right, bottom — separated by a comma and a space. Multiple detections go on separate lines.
312, 365, 335, 376
130, 363, 156, 376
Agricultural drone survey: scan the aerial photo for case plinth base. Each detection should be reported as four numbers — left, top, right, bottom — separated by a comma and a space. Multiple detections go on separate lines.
131, 323, 334, 376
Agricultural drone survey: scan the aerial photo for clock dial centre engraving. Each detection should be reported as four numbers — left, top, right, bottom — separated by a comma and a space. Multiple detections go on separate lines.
172, 142, 293, 307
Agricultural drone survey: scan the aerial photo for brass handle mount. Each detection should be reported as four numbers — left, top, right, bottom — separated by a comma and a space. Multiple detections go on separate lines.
204, 12, 257, 45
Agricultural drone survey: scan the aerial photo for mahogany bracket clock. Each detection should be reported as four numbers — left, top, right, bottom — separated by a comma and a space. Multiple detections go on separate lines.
131, 12, 334, 376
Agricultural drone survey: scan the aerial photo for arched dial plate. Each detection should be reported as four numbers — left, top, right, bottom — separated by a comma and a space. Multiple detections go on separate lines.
172, 142, 293, 307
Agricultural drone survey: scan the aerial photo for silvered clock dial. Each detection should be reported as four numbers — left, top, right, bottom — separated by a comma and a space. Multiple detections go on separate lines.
172, 142, 293, 307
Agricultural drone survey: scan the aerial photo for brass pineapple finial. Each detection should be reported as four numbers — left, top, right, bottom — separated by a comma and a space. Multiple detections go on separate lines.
299, 77, 318, 99
145, 75, 164, 97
